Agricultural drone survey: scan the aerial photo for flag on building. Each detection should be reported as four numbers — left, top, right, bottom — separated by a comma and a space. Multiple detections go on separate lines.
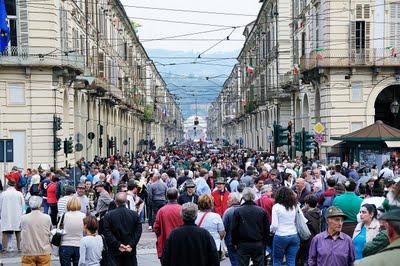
293, 64, 300, 75
0, 0, 10, 53
246, 65, 254, 74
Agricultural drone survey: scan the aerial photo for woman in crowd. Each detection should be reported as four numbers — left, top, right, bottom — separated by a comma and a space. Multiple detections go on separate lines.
59, 196, 86, 266
47, 173, 59, 226
352, 203, 380, 260
283, 173, 294, 188
78, 215, 103, 266
195, 194, 225, 259
270, 186, 300, 266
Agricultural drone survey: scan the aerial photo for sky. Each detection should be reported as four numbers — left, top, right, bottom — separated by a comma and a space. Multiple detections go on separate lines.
121, 0, 262, 53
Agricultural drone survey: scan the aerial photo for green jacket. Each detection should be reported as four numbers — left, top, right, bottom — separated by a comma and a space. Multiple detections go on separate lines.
362, 229, 390, 257
355, 238, 400, 266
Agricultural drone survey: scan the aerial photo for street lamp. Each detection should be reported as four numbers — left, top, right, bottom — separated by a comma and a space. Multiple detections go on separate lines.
390, 99, 399, 115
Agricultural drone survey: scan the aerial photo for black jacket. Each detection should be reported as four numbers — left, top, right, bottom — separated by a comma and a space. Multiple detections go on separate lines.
178, 192, 199, 205
161, 222, 219, 266
103, 205, 142, 255
231, 201, 271, 246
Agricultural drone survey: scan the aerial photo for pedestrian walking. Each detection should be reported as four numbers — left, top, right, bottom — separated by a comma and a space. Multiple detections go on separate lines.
308, 206, 355, 266
177, 179, 199, 205
232, 187, 270, 266
270, 186, 301, 266
161, 202, 219, 266
103, 192, 142, 266
147, 173, 167, 231
0, 179, 24, 252
212, 178, 230, 217
78, 216, 103, 266
153, 188, 183, 260
21, 196, 52, 266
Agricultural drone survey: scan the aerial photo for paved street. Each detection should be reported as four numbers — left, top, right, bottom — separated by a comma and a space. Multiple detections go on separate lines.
0, 224, 231, 265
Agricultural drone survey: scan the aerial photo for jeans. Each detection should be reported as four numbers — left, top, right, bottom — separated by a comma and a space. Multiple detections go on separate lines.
59, 246, 80, 266
42, 199, 49, 214
272, 234, 300, 266
49, 203, 58, 226
227, 245, 239, 266
237, 242, 265, 266
149, 200, 165, 227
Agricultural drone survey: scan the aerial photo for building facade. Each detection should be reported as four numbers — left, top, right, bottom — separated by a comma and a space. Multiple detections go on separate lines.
209, 0, 400, 160
0, 0, 183, 172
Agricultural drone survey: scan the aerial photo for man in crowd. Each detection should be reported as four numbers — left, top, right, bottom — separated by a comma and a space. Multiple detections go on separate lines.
148, 173, 168, 231
211, 178, 230, 217
232, 188, 270, 266
253, 177, 264, 200
76, 183, 89, 214
265, 169, 281, 191
5, 166, 21, 190
103, 192, 142, 266
20, 196, 52, 265
308, 206, 355, 266
295, 178, 311, 208
178, 179, 199, 205
255, 184, 274, 223
195, 168, 211, 196
153, 188, 183, 260
161, 202, 219, 266
0, 180, 24, 252
240, 166, 255, 187
333, 178, 362, 236
223, 192, 242, 266
332, 165, 347, 184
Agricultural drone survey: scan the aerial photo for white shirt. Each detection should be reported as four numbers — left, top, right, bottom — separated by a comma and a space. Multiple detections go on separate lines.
379, 167, 394, 179
270, 203, 297, 236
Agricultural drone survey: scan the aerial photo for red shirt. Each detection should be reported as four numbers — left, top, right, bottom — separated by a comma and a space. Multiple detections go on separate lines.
5, 171, 21, 188
47, 182, 58, 204
212, 189, 230, 217
153, 203, 183, 258
256, 195, 274, 223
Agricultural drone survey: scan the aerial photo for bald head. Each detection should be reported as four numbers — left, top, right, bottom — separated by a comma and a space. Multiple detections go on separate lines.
115, 192, 127, 206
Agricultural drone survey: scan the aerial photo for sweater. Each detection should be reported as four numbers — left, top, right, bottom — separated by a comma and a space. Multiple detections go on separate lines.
61, 211, 86, 247
21, 210, 52, 256
78, 235, 103, 266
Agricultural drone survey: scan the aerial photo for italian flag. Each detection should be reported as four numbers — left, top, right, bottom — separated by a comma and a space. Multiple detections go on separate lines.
246, 65, 254, 74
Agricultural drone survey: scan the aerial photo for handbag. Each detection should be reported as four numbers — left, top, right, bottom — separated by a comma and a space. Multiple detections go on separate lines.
295, 206, 311, 241
51, 213, 65, 246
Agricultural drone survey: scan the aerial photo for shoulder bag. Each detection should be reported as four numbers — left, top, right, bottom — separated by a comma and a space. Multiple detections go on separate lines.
51, 213, 65, 246
295, 206, 311, 241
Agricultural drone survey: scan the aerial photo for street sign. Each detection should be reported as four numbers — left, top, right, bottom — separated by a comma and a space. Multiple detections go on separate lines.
0, 139, 13, 163
314, 122, 325, 134
314, 133, 324, 143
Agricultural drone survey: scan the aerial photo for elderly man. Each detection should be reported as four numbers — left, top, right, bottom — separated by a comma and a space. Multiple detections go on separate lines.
256, 184, 274, 223
308, 206, 355, 266
222, 192, 242, 266
265, 169, 281, 191
354, 208, 400, 265
178, 179, 199, 205
212, 178, 230, 217
232, 188, 270, 266
0, 180, 24, 252
295, 178, 311, 208
161, 202, 219, 266
153, 188, 183, 260
103, 192, 142, 266
21, 196, 52, 265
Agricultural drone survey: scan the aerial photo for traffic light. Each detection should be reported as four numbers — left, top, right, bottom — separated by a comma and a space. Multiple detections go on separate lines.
53, 116, 62, 131
294, 132, 302, 151
303, 131, 315, 151
273, 123, 289, 148
109, 139, 115, 148
54, 137, 62, 152
64, 137, 73, 154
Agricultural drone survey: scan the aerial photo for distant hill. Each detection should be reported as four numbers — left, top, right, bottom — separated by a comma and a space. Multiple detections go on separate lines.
147, 49, 238, 118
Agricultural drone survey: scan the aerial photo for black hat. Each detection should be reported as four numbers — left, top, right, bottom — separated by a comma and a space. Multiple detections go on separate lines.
65, 186, 76, 195
379, 208, 400, 222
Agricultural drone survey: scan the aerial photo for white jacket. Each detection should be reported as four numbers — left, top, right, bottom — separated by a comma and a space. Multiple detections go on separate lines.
0, 187, 25, 231
353, 218, 380, 243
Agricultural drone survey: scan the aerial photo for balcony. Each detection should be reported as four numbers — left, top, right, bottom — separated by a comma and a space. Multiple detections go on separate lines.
0, 46, 85, 72
300, 48, 400, 71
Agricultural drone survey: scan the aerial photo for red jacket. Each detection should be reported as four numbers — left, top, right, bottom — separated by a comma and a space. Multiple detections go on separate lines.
256, 195, 274, 223
5, 171, 21, 189
212, 189, 230, 217
153, 203, 183, 258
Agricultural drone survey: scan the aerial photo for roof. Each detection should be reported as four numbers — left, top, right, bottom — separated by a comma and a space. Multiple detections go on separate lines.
332, 120, 400, 141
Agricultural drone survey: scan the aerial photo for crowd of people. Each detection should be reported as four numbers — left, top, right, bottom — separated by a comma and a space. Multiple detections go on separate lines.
0, 143, 399, 266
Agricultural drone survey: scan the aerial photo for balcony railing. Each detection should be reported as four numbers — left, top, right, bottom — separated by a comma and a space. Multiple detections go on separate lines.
300, 48, 400, 71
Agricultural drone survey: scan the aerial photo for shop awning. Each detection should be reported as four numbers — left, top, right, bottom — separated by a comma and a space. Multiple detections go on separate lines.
385, 141, 400, 148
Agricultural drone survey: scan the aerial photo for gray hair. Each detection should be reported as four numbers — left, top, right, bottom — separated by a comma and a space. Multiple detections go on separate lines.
242, 187, 255, 202
260, 185, 273, 194
181, 202, 198, 222
28, 196, 43, 210
228, 192, 241, 204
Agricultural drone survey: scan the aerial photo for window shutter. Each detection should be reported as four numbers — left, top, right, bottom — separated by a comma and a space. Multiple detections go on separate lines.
356, 4, 363, 19
18, 0, 29, 55
364, 4, 370, 19
350, 21, 356, 62
98, 52, 105, 78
